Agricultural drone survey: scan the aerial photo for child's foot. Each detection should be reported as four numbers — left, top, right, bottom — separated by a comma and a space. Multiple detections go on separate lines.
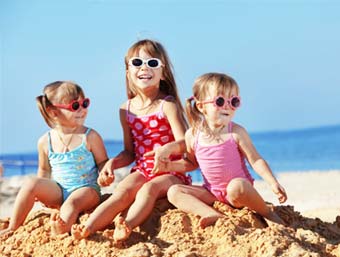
0, 228, 14, 240
199, 214, 224, 229
71, 224, 91, 240
113, 216, 131, 241
50, 211, 68, 235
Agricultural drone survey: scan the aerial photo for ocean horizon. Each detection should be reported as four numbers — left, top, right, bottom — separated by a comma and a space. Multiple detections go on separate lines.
1, 124, 340, 182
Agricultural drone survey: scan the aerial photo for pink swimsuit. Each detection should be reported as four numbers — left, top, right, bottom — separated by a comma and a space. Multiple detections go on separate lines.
127, 96, 191, 184
194, 122, 253, 203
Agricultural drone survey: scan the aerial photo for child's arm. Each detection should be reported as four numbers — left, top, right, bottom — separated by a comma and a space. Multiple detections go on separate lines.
87, 129, 109, 170
149, 129, 199, 174
36, 134, 51, 178
87, 129, 112, 186
233, 124, 287, 203
145, 140, 186, 171
99, 106, 135, 185
166, 129, 198, 172
163, 100, 187, 141
150, 100, 197, 173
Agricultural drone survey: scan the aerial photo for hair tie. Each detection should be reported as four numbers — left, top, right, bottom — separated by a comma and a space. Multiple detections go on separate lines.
187, 96, 195, 101
43, 94, 51, 105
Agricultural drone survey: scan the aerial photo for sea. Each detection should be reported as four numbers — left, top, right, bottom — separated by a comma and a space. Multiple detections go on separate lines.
1, 124, 340, 182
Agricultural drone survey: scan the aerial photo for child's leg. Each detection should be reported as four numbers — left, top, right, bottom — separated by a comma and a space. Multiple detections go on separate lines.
168, 184, 225, 228
1, 177, 62, 235
50, 186, 100, 235
226, 178, 284, 224
113, 174, 183, 241
71, 172, 146, 239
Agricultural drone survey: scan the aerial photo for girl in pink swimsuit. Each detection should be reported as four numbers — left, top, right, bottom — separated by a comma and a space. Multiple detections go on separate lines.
72, 39, 190, 241
164, 72, 287, 228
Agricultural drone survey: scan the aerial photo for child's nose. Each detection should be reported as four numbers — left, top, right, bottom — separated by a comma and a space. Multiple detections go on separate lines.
222, 102, 231, 110
77, 106, 87, 112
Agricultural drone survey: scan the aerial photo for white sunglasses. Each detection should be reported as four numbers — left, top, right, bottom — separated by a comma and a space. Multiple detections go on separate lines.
128, 57, 163, 69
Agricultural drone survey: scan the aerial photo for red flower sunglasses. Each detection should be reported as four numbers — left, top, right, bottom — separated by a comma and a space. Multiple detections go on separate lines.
53, 98, 90, 112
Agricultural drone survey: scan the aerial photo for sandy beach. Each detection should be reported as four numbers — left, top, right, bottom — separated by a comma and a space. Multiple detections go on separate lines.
254, 170, 340, 222
2, 169, 340, 222
1, 169, 340, 256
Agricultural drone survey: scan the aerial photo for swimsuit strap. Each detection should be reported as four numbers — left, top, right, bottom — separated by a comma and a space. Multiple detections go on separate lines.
228, 122, 237, 143
83, 128, 91, 143
126, 99, 131, 119
193, 128, 201, 151
85, 127, 91, 136
47, 131, 53, 152
126, 95, 173, 118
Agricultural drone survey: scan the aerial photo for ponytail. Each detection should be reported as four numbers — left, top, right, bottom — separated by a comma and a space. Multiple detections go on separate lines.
185, 96, 202, 135
36, 94, 55, 128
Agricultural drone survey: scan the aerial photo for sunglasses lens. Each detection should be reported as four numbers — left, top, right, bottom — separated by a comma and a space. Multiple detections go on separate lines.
72, 102, 80, 111
131, 58, 143, 67
82, 99, 90, 108
147, 59, 159, 68
215, 97, 225, 107
230, 97, 240, 108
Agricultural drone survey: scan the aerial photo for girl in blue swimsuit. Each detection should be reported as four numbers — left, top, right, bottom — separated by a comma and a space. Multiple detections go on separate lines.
0, 81, 108, 237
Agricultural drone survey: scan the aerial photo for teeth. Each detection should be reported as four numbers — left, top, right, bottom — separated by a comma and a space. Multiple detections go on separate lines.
139, 75, 152, 79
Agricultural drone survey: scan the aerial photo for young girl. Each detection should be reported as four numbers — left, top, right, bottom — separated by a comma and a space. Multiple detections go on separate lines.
71, 39, 190, 241
161, 73, 287, 228
0, 81, 108, 237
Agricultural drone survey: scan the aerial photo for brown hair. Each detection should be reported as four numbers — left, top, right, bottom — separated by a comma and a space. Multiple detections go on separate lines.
186, 73, 239, 134
36, 81, 84, 128
125, 39, 187, 128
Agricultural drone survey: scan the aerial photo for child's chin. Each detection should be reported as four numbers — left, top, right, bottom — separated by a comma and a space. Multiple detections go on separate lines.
219, 115, 230, 122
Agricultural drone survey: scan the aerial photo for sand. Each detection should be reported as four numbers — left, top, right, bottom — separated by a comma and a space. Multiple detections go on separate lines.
1, 170, 340, 256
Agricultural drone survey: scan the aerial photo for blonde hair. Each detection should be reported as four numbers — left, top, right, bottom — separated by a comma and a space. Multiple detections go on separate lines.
36, 81, 85, 128
125, 39, 187, 128
186, 72, 239, 134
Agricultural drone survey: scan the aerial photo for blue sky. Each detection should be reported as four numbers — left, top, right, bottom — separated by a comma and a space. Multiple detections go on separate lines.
1, 0, 340, 154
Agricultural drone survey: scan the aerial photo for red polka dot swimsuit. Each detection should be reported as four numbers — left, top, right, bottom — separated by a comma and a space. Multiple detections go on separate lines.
127, 96, 191, 184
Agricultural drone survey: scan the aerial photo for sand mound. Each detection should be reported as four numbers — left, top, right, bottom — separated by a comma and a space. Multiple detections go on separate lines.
1, 199, 340, 257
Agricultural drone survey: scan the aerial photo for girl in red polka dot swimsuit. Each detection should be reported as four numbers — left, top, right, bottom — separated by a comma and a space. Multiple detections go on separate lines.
72, 39, 190, 242
127, 95, 190, 183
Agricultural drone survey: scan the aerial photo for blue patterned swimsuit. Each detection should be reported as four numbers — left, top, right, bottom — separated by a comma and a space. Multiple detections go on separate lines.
48, 128, 100, 202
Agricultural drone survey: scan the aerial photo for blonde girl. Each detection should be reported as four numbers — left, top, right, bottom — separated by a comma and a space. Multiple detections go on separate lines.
0, 81, 108, 237
164, 73, 287, 228
72, 39, 190, 241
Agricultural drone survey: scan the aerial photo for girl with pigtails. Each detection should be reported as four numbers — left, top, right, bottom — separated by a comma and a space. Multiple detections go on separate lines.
0, 81, 108, 237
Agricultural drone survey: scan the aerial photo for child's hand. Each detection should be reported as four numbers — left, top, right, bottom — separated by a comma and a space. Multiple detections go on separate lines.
98, 169, 115, 187
98, 159, 115, 187
144, 146, 171, 174
271, 183, 287, 203
152, 156, 170, 174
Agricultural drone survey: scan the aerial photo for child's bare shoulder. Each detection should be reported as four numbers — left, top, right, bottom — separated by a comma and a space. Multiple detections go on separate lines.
162, 97, 178, 110
37, 132, 50, 153
231, 122, 247, 133
231, 122, 251, 143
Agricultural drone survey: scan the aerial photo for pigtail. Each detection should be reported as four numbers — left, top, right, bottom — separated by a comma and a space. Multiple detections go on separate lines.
185, 96, 201, 135
36, 94, 55, 128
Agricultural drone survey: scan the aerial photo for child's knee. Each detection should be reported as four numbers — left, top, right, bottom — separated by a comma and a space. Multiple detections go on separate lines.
22, 177, 42, 193
167, 184, 183, 204
226, 179, 251, 205
136, 182, 160, 199
114, 187, 135, 203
